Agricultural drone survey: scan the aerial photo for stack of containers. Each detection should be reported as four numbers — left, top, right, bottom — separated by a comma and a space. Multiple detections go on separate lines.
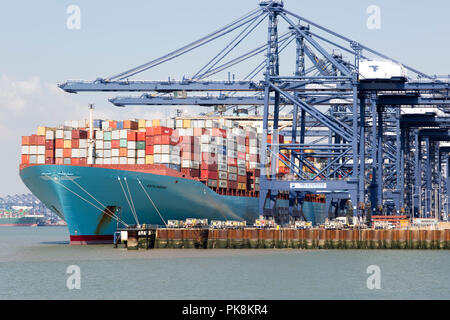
111, 129, 120, 164
151, 126, 180, 170
21, 117, 294, 194
246, 127, 260, 191
71, 129, 88, 165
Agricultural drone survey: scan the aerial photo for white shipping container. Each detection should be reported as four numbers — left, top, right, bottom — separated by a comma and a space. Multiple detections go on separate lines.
119, 157, 127, 165
128, 141, 136, 150
249, 162, 258, 169
359, 60, 407, 80
176, 119, 183, 128
79, 139, 88, 149
137, 158, 145, 165
37, 146, 45, 155
103, 158, 112, 165
71, 149, 79, 158
95, 131, 103, 140
154, 154, 161, 163
127, 158, 136, 165
104, 141, 112, 150
137, 150, 145, 158
45, 130, 54, 140
249, 139, 259, 148
228, 166, 237, 174
249, 146, 258, 155
237, 144, 246, 153
71, 120, 79, 128
104, 149, 112, 158
185, 128, 194, 136
218, 171, 227, 180
37, 155, 45, 164
29, 155, 37, 164
79, 149, 87, 158
112, 131, 120, 140
238, 167, 246, 176
21, 146, 29, 155
95, 149, 103, 158
112, 157, 119, 164
55, 149, 63, 158
95, 140, 104, 149
227, 150, 237, 158
181, 160, 200, 169
95, 158, 104, 165
127, 150, 136, 158
237, 159, 246, 168
218, 180, 228, 188
120, 130, 128, 139
218, 163, 227, 172
64, 130, 72, 140
56, 130, 64, 139
29, 146, 37, 154
153, 145, 162, 153
201, 144, 217, 153
112, 149, 119, 157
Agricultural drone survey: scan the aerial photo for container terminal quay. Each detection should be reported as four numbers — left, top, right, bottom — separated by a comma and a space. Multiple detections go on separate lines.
18, 0, 450, 247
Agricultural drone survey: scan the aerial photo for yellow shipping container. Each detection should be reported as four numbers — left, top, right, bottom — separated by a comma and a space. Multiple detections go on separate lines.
183, 119, 191, 128
37, 126, 47, 136
64, 140, 72, 149
152, 119, 160, 127
138, 119, 146, 129
145, 155, 154, 164
400, 220, 409, 228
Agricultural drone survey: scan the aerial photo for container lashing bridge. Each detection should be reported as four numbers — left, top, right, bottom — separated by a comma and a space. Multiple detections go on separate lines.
59, 0, 450, 224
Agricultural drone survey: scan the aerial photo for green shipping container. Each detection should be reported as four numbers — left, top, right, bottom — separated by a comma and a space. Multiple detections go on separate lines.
137, 141, 145, 150
103, 131, 112, 141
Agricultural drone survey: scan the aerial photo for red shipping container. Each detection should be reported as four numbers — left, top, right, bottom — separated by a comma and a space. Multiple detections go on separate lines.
111, 140, 120, 148
72, 158, 79, 165
55, 139, 64, 148
30, 135, 38, 145
21, 155, 30, 164
201, 163, 218, 171
127, 131, 137, 141
153, 126, 173, 136
137, 132, 145, 141
79, 130, 88, 139
45, 157, 55, 165
72, 130, 80, 139
181, 168, 200, 178
201, 152, 217, 164
228, 181, 238, 189
227, 157, 237, 166
22, 136, 30, 146
146, 127, 154, 136
154, 135, 179, 145
37, 136, 45, 145
238, 175, 247, 183
63, 149, 71, 158
45, 149, 54, 158
109, 121, 117, 129
79, 158, 87, 165
45, 140, 54, 150
201, 170, 218, 180
55, 158, 64, 165
71, 139, 79, 148
146, 136, 154, 145
145, 145, 154, 155
211, 128, 226, 138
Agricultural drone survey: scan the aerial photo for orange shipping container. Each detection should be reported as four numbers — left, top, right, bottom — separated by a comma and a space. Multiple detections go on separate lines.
127, 131, 137, 141
22, 136, 30, 146
63, 149, 71, 158
119, 148, 127, 157
136, 132, 145, 141
55, 139, 64, 148
21, 155, 30, 164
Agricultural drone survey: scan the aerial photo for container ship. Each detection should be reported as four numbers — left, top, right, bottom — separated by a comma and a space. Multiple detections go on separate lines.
0, 209, 43, 226
19, 116, 326, 244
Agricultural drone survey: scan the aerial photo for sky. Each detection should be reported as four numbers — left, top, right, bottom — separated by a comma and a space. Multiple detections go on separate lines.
0, 0, 449, 196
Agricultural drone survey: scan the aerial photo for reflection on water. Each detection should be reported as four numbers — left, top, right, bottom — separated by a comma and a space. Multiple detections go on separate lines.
0, 226, 449, 300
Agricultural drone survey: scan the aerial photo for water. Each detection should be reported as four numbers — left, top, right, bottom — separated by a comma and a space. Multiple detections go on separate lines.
0, 226, 449, 300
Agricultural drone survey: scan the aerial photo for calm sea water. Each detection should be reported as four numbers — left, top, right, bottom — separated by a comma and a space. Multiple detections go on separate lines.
0, 226, 448, 300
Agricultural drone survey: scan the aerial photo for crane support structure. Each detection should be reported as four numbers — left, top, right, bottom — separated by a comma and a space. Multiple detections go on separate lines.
60, 1, 450, 223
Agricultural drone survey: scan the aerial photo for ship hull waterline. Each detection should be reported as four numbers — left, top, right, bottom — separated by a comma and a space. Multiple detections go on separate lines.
19, 165, 325, 244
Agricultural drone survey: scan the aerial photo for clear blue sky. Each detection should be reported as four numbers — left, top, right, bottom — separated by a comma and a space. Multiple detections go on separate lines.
0, 0, 449, 196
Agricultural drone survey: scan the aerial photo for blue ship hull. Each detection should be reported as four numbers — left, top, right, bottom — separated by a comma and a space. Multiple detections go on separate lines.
19, 165, 325, 244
